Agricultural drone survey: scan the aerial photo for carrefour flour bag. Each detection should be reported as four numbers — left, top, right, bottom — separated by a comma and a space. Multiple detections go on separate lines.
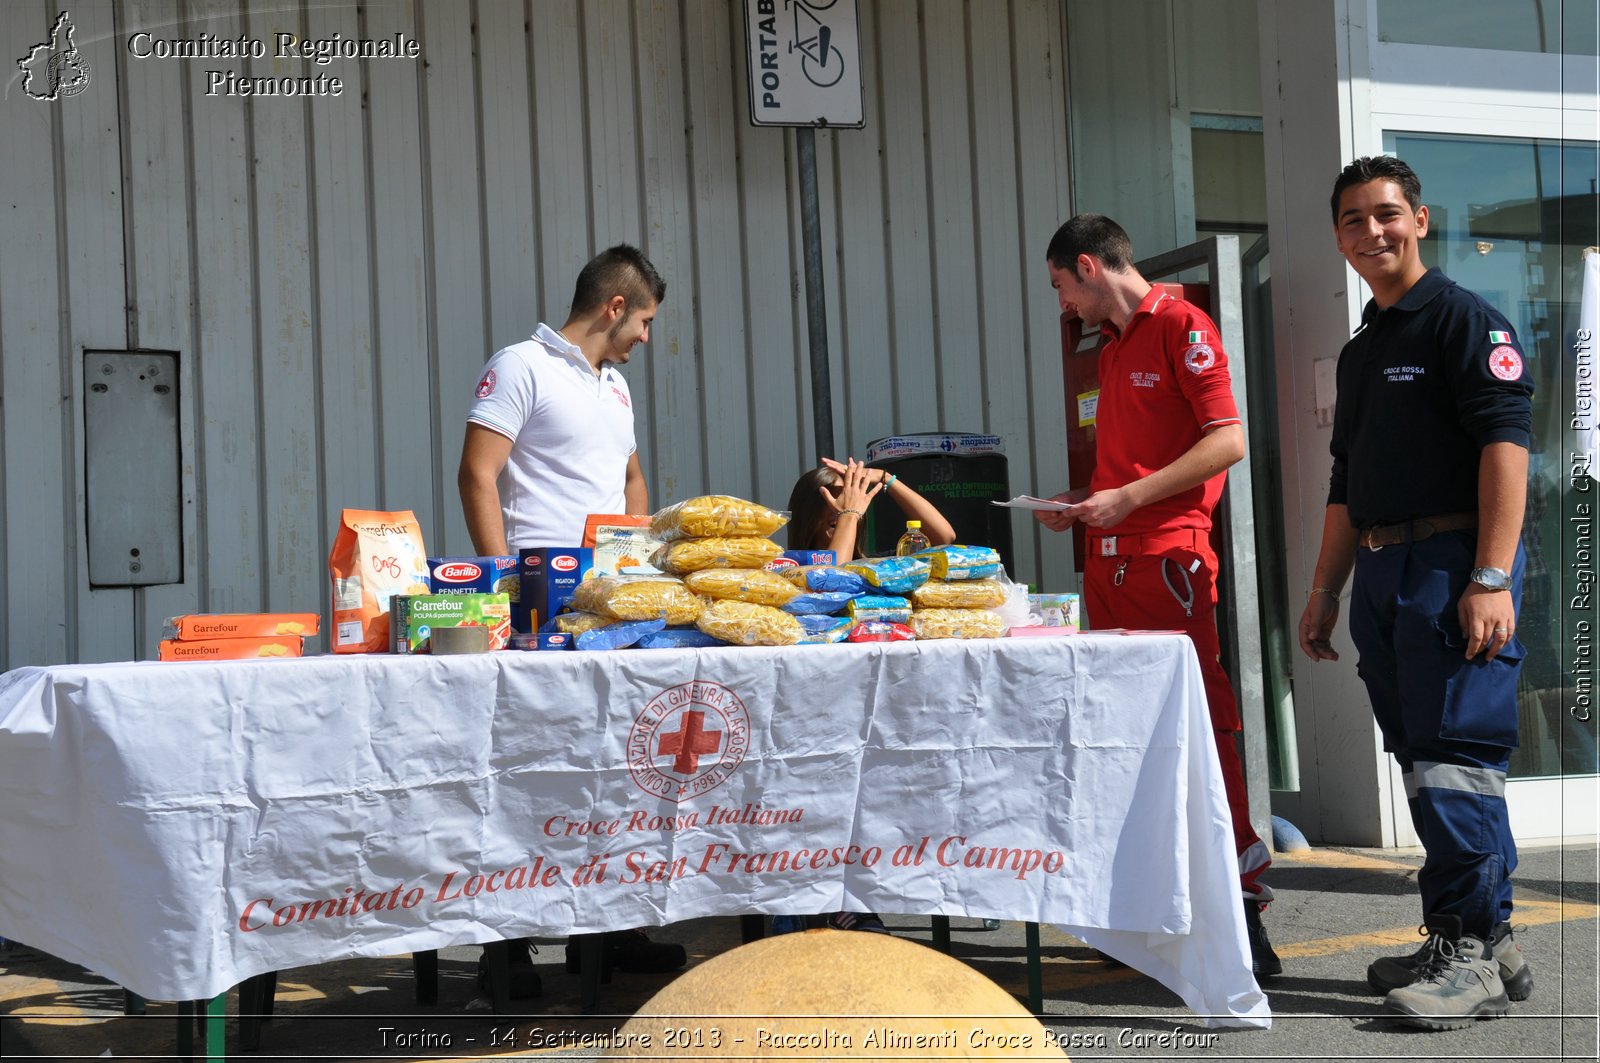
330, 508, 430, 653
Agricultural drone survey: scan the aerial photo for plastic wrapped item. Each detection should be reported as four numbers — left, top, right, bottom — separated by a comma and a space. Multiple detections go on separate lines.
570, 574, 704, 625
845, 555, 931, 595
846, 594, 912, 624
782, 590, 860, 616
797, 614, 853, 644
651, 495, 790, 541
636, 627, 730, 649
546, 610, 615, 635
682, 566, 801, 606
911, 578, 1008, 610
695, 599, 804, 647
780, 565, 871, 595
576, 617, 667, 651
653, 536, 785, 574
909, 608, 1007, 640
847, 620, 916, 643
916, 544, 1003, 581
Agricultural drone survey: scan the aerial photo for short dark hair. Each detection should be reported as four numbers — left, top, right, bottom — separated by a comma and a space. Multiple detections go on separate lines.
1330, 156, 1422, 223
1045, 214, 1135, 276
570, 244, 666, 316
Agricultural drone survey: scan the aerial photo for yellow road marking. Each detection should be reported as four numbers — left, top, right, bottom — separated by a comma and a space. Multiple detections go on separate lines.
1273, 847, 1421, 871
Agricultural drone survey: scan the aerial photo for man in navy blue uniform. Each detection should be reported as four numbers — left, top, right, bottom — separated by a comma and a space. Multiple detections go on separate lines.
1298, 156, 1534, 1030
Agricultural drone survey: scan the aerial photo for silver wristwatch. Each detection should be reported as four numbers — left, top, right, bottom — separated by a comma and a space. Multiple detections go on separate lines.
1469, 566, 1512, 591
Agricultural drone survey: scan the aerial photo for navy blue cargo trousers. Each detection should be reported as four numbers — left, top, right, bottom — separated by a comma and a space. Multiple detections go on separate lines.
1349, 529, 1524, 937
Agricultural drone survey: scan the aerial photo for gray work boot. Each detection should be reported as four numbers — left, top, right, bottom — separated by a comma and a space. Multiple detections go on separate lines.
1383, 917, 1510, 1030
1369, 919, 1532, 1000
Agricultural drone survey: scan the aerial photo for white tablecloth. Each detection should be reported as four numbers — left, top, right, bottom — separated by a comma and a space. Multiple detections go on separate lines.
0, 634, 1269, 1027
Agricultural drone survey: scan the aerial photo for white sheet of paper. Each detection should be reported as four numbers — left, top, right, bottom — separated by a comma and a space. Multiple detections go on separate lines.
992, 495, 1078, 513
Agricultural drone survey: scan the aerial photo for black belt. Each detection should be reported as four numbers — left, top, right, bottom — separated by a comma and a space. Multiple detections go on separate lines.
1358, 512, 1477, 551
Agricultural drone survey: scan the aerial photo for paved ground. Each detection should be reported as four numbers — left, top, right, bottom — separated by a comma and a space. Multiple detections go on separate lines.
2, 841, 1595, 1061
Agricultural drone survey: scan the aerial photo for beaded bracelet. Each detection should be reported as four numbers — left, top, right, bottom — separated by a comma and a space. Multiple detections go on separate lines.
1309, 586, 1339, 599
839, 508, 863, 519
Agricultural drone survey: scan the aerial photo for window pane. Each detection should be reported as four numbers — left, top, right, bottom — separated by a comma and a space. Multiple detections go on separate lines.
1378, 0, 1598, 57
1387, 131, 1600, 779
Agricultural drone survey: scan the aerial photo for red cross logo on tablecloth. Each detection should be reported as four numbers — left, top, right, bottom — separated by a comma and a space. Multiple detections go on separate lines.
656, 710, 723, 774
629, 681, 750, 802
1488, 345, 1523, 381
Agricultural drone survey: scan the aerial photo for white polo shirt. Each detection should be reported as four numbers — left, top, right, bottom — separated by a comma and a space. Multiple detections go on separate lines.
466, 323, 637, 548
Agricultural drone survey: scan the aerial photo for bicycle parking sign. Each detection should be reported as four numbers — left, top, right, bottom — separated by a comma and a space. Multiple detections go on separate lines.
744, 0, 863, 127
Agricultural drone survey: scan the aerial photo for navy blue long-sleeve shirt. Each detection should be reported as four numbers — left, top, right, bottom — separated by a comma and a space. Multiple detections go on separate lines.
1328, 268, 1533, 527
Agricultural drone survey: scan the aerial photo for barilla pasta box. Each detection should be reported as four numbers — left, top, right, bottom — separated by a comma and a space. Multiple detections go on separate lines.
162, 612, 320, 640
159, 635, 303, 661
763, 549, 836, 574
427, 556, 519, 597
390, 593, 511, 653
514, 547, 591, 633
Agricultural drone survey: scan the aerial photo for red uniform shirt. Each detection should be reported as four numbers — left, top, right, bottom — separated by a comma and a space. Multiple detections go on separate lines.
1089, 287, 1240, 536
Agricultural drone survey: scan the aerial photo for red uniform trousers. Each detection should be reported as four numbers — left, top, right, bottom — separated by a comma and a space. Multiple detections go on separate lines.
1084, 527, 1271, 899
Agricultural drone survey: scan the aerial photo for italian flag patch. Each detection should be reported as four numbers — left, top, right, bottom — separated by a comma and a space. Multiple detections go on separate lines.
1488, 330, 1511, 343
1188, 330, 1207, 343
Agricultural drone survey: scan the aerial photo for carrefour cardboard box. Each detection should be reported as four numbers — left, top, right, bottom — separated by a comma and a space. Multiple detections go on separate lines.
159, 635, 303, 661
389, 593, 511, 653
514, 547, 591, 633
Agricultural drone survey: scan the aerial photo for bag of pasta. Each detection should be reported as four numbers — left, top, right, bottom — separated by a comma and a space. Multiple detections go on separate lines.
651, 495, 789, 541
547, 611, 615, 635
570, 574, 704, 625
845, 555, 931, 595
780, 564, 870, 595
653, 536, 784, 574
909, 608, 1007, 640
911, 578, 1008, 609
683, 567, 800, 606
696, 599, 804, 646
916, 544, 1003, 581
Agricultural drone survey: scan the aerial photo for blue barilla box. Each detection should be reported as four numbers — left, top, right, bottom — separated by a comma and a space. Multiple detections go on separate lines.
427, 556, 518, 595
514, 547, 592, 633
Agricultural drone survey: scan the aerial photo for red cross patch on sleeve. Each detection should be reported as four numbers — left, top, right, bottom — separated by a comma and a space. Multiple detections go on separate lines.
475, 369, 497, 397
1487, 345, 1524, 382
1183, 343, 1216, 374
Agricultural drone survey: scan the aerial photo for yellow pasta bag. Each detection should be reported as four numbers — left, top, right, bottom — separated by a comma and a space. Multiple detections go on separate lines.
653, 536, 784, 574
651, 495, 790, 541
911, 578, 1008, 609
696, 599, 804, 647
553, 611, 616, 634
908, 608, 1007, 640
684, 567, 801, 606
570, 575, 704, 625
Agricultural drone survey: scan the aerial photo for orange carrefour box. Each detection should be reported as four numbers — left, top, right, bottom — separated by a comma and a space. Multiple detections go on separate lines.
159, 636, 304, 662
162, 613, 320, 641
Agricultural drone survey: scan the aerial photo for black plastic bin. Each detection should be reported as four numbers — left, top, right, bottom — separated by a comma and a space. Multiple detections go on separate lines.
862, 433, 1013, 571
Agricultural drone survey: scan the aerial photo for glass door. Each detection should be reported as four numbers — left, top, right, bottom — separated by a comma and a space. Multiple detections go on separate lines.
1384, 131, 1599, 783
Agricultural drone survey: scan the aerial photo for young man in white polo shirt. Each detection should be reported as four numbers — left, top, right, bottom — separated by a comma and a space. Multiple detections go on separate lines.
457, 244, 683, 993
459, 244, 659, 554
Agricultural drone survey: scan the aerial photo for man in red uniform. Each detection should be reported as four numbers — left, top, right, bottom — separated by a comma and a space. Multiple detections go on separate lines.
1036, 214, 1278, 977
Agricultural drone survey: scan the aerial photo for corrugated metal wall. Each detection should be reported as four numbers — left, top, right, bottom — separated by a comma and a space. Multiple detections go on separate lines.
0, 0, 1073, 669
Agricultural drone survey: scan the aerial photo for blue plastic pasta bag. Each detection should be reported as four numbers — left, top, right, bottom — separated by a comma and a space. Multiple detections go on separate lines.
636, 627, 730, 649
576, 617, 666, 651
782, 591, 859, 615
845, 555, 931, 595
